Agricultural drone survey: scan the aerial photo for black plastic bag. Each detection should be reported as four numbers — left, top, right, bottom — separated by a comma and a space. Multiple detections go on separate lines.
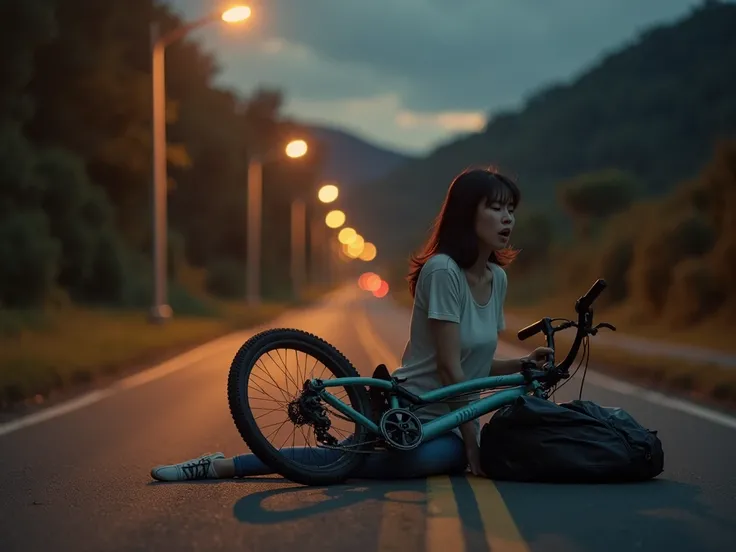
479, 396, 664, 483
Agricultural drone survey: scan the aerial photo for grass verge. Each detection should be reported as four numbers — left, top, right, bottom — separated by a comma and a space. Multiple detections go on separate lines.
0, 286, 332, 412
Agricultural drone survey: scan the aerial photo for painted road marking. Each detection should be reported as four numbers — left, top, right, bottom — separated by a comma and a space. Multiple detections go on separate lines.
426, 476, 467, 552
470, 476, 530, 552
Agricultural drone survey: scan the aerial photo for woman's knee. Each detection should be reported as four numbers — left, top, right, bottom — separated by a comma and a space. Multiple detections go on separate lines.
414, 434, 467, 475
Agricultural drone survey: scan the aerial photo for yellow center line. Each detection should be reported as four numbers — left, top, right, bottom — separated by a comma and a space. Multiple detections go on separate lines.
426, 475, 466, 552
354, 305, 531, 552
467, 476, 530, 552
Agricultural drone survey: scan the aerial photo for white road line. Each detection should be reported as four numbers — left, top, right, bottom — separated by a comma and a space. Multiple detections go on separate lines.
0, 390, 115, 437
583, 371, 736, 431
0, 331, 249, 438
364, 303, 736, 432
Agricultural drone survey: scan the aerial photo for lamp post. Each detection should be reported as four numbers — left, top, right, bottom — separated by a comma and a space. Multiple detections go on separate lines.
149, 6, 251, 323
290, 197, 306, 300
246, 139, 308, 306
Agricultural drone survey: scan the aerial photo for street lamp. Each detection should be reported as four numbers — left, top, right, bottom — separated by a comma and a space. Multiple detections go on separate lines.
246, 138, 308, 306
149, 5, 250, 323
222, 6, 251, 22
285, 139, 308, 159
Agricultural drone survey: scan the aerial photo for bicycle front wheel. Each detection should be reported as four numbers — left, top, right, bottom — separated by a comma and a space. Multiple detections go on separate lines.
227, 328, 374, 486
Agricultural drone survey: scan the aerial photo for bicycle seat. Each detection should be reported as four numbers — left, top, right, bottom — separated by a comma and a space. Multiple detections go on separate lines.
369, 364, 393, 421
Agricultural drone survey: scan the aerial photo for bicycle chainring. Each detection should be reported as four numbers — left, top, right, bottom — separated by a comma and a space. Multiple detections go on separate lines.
379, 408, 424, 451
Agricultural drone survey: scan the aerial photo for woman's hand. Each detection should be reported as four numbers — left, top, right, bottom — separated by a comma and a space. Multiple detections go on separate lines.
459, 423, 485, 477
466, 442, 486, 477
522, 346, 554, 368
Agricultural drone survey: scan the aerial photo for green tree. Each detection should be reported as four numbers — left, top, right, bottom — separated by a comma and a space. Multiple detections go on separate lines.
557, 169, 641, 239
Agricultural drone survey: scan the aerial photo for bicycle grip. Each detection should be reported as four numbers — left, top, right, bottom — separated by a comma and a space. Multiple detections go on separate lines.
517, 319, 544, 341
579, 279, 607, 309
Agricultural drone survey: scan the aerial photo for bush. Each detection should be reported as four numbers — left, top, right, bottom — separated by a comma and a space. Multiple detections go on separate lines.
706, 236, 736, 317
553, 241, 598, 291
168, 282, 219, 317
0, 210, 60, 307
594, 235, 634, 306
206, 259, 245, 299
627, 206, 716, 316
35, 147, 134, 304
664, 258, 723, 325
507, 209, 554, 273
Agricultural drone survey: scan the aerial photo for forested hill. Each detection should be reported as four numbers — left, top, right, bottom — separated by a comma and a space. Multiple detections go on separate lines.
304, 125, 416, 188
344, 1, 736, 259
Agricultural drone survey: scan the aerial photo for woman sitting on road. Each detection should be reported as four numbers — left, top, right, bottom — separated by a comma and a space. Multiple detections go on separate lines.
150, 167, 553, 482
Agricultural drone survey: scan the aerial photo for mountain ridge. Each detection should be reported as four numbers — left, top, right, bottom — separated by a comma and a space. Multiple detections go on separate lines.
341, 0, 736, 258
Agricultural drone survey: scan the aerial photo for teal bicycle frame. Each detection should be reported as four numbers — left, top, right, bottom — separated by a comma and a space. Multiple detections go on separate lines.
303, 279, 612, 448
309, 372, 545, 443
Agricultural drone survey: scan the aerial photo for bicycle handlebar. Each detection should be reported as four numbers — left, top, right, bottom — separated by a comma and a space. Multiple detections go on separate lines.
517, 278, 615, 375
576, 279, 607, 314
517, 319, 544, 341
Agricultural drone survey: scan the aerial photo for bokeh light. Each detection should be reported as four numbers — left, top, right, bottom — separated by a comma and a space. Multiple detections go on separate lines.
318, 184, 339, 203
343, 241, 364, 258
358, 272, 382, 292
373, 280, 390, 298
359, 242, 377, 261
338, 227, 357, 244
221, 6, 251, 22
285, 139, 308, 158
325, 210, 345, 228
352, 234, 365, 250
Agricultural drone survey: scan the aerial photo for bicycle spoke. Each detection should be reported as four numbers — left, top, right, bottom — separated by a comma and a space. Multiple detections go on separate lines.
245, 346, 361, 471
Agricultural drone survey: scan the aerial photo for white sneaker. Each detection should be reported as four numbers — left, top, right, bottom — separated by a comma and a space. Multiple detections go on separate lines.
150, 452, 225, 482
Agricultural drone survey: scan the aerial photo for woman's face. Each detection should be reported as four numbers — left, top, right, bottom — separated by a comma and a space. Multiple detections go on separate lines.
475, 197, 515, 250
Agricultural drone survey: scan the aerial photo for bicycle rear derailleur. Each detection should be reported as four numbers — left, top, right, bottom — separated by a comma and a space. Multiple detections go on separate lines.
288, 387, 339, 447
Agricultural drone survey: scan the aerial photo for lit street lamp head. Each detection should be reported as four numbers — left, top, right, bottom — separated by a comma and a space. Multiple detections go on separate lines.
222, 6, 251, 23
285, 139, 308, 159
325, 209, 346, 229
318, 183, 339, 203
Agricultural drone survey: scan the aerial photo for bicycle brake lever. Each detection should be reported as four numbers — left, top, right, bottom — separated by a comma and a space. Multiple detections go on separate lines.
595, 322, 616, 332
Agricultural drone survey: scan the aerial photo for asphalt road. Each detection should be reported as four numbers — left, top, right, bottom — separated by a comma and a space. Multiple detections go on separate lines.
1, 285, 735, 552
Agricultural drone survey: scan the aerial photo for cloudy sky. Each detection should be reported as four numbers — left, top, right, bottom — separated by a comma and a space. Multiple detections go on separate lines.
164, 0, 707, 154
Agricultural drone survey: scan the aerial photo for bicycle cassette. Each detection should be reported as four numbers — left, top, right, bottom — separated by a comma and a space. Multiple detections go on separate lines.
379, 408, 424, 450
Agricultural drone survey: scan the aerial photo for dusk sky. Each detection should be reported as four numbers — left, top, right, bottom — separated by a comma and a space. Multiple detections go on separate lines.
164, 1, 709, 155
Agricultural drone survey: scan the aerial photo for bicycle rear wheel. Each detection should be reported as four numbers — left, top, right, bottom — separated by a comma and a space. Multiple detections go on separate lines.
227, 328, 374, 486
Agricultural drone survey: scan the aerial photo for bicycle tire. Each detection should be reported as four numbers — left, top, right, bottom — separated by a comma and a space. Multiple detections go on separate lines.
227, 327, 374, 486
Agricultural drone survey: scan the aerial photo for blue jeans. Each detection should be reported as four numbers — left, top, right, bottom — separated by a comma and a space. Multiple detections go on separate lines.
233, 433, 468, 479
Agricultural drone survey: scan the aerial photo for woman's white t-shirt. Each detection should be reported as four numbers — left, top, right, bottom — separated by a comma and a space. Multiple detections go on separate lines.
392, 253, 507, 442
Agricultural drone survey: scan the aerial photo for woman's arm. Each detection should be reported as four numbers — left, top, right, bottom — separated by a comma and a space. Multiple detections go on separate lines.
428, 318, 484, 475
490, 357, 524, 375
490, 349, 555, 376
